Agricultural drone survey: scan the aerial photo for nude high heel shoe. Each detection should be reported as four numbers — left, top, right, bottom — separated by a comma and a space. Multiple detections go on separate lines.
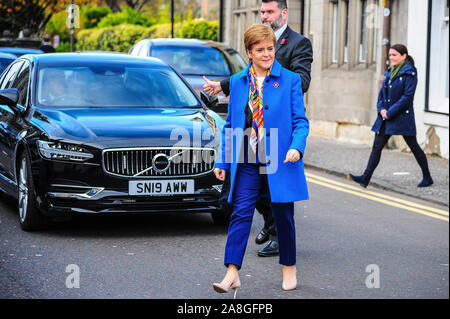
282, 267, 297, 291
213, 278, 241, 299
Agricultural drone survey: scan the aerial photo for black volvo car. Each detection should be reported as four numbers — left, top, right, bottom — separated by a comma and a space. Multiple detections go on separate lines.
0, 53, 226, 230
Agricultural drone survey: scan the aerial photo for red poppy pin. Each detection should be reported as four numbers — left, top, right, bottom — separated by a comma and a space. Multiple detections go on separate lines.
273, 82, 279, 88
280, 38, 286, 45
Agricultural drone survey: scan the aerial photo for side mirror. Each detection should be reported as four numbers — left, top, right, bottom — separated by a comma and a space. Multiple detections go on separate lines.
0, 88, 21, 113
200, 90, 218, 108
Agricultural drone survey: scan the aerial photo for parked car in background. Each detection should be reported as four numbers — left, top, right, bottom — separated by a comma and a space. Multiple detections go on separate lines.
0, 53, 227, 230
0, 47, 43, 57
0, 52, 16, 74
129, 39, 248, 114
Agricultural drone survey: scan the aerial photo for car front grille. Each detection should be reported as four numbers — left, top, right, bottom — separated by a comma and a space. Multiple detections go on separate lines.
102, 147, 216, 178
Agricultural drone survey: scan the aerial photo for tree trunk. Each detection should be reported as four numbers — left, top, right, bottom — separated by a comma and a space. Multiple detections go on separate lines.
105, 0, 122, 12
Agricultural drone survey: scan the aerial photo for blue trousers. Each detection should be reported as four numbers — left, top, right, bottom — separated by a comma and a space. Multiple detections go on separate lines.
224, 163, 296, 269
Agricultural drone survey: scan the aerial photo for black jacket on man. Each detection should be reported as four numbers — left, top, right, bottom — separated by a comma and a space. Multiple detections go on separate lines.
220, 25, 313, 95
39, 44, 56, 53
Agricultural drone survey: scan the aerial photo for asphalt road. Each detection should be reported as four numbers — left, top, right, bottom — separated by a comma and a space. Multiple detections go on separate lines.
0, 168, 448, 299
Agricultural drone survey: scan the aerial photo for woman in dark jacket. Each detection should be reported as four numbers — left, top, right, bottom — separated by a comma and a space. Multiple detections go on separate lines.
349, 44, 433, 188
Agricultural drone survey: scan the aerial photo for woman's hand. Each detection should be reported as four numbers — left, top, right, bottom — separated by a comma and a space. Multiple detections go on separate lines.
380, 109, 389, 120
214, 168, 226, 181
284, 149, 301, 163
203, 76, 223, 96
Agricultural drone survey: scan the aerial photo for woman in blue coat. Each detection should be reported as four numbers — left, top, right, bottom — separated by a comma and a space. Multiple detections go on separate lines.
349, 44, 433, 188
212, 24, 309, 297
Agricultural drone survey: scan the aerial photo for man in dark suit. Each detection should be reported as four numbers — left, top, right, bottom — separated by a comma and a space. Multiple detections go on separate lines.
39, 35, 56, 53
204, 0, 313, 257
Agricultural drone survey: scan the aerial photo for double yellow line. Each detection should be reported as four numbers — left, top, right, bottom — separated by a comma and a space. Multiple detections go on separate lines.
305, 171, 449, 222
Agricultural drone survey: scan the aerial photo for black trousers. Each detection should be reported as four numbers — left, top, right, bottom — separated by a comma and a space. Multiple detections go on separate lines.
220, 172, 276, 236
364, 123, 431, 179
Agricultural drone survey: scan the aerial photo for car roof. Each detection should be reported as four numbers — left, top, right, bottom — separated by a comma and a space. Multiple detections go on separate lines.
22, 52, 171, 68
0, 47, 43, 56
142, 38, 235, 50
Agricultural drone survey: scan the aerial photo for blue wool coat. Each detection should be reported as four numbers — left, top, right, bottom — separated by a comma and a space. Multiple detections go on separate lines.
214, 59, 309, 203
372, 61, 418, 136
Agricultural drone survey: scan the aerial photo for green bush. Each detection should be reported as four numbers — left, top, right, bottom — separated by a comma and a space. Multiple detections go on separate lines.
77, 24, 151, 52
178, 20, 218, 40
97, 7, 154, 28
55, 41, 71, 52
148, 23, 182, 38
75, 20, 219, 53
82, 6, 111, 29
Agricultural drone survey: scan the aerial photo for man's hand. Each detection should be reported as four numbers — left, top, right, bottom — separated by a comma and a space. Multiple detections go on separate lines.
214, 168, 226, 181
203, 76, 223, 96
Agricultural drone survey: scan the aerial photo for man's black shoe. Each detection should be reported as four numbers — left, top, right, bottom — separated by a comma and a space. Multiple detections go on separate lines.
255, 228, 270, 245
257, 239, 279, 257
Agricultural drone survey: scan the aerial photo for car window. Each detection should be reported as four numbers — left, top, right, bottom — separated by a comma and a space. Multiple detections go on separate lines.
11, 62, 30, 107
151, 46, 231, 76
128, 45, 137, 55
36, 63, 199, 108
130, 44, 140, 55
0, 60, 23, 90
138, 45, 148, 57
226, 49, 248, 73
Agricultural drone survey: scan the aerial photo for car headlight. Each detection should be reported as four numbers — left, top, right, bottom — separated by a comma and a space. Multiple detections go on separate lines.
37, 140, 94, 162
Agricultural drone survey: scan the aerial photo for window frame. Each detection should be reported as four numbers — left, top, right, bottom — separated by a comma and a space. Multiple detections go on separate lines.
11, 60, 31, 108
327, 0, 378, 69
0, 60, 24, 90
426, 0, 449, 115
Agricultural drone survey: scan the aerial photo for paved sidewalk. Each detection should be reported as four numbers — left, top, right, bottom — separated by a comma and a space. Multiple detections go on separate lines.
304, 135, 449, 207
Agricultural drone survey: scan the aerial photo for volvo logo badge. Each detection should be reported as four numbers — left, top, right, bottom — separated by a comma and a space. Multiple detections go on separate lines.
152, 153, 171, 173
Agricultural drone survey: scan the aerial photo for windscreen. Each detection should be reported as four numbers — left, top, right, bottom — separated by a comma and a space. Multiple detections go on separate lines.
36, 62, 199, 108
151, 46, 231, 76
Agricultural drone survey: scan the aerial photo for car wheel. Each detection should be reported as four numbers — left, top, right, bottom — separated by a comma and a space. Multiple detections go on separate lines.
17, 152, 50, 231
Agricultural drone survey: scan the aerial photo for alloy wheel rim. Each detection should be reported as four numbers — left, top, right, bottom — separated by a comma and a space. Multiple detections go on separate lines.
18, 157, 28, 223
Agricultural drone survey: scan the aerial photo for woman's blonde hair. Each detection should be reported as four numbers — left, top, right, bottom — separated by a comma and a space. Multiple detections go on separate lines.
244, 24, 277, 53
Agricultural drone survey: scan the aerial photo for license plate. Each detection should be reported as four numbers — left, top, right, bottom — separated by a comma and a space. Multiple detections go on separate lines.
129, 180, 194, 196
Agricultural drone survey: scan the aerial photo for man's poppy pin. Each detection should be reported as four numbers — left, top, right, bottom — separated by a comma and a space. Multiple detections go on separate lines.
280, 38, 286, 45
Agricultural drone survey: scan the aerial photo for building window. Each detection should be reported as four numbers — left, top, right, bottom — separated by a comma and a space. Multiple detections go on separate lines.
229, 0, 260, 56
363, 0, 379, 66
343, 0, 349, 63
332, 1, 339, 63
360, 0, 367, 62
428, 0, 449, 114
329, 0, 349, 66
328, 0, 378, 68
445, 0, 449, 100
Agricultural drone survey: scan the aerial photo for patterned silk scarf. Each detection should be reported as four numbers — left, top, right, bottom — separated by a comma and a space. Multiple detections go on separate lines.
249, 64, 271, 153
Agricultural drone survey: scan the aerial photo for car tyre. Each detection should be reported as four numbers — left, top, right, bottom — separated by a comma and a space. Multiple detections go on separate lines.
17, 152, 50, 231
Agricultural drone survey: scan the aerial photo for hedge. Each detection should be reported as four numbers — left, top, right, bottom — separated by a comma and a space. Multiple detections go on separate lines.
75, 20, 218, 53
77, 24, 152, 52
178, 20, 218, 41
97, 7, 154, 28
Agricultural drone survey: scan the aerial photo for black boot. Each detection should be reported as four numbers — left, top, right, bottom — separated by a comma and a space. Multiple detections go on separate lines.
349, 173, 371, 188
418, 176, 433, 187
